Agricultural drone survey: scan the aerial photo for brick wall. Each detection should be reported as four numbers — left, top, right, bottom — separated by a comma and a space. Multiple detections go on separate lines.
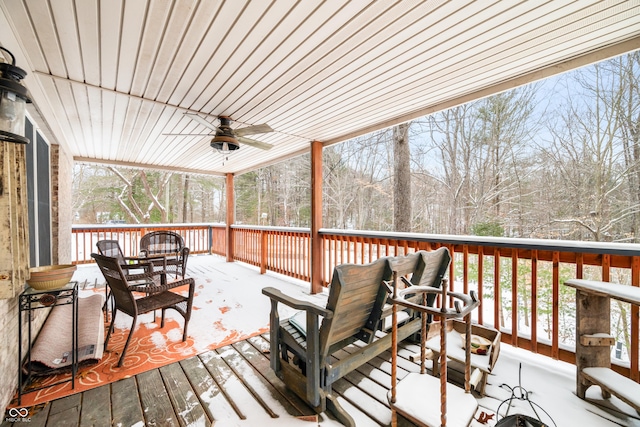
51, 144, 73, 265
0, 287, 49, 413
0, 296, 19, 412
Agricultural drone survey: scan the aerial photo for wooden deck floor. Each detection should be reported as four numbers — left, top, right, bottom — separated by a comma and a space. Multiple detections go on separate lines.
8, 336, 640, 427
9, 330, 639, 427
4, 257, 639, 426
3, 333, 435, 427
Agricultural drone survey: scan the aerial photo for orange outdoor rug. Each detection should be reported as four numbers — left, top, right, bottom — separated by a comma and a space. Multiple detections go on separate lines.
14, 318, 268, 407
12, 273, 272, 408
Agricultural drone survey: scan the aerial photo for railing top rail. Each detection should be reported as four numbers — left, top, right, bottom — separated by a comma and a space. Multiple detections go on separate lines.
319, 228, 640, 257
72, 223, 224, 230
231, 224, 310, 233
72, 224, 640, 257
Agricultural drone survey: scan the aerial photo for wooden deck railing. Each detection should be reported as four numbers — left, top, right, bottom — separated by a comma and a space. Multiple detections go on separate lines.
71, 223, 219, 263
71, 224, 639, 382
319, 229, 639, 382
232, 226, 310, 280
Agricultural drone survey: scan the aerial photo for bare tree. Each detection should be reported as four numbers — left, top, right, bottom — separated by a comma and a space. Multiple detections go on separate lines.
393, 123, 411, 232
109, 167, 172, 223
424, 105, 477, 234
616, 52, 640, 242
323, 132, 392, 230
543, 56, 640, 242
182, 175, 190, 223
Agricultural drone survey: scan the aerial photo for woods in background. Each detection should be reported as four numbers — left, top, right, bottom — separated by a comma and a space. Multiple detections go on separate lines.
73, 52, 640, 243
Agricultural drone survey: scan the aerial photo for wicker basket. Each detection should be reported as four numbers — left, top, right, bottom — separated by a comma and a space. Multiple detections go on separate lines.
27, 265, 77, 290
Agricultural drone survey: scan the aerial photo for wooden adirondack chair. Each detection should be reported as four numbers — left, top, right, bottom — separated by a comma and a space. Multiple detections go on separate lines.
262, 248, 451, 426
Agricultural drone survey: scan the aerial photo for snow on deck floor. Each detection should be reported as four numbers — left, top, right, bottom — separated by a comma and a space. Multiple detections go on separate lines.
72, 255, 640, 426
478, 345, 640, 426
72, 254, 327, 354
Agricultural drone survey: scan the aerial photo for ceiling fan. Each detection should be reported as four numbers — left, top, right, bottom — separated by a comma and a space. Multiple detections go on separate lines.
173, 113, 274, 153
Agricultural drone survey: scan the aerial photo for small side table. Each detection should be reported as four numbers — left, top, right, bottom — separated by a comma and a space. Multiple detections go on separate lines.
18, 281, 78, 404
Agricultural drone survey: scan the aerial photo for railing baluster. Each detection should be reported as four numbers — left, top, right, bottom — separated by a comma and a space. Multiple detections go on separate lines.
494, 248, 501, 331
552, 251, 560, 359
576, 252, 583, 279
512, 249, 519, 347
478, 247, 484, 326
632, 256, 639, 382
463, 245, 469, 294
448, 244, 455, 307
531, 250, 538, 353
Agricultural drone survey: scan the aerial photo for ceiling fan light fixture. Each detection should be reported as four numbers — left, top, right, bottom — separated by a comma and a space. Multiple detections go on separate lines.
210, 116, 240, 154
210, 136, 240, 154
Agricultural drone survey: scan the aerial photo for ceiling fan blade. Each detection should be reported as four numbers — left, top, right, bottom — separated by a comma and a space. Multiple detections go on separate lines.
235, 123, 273, 137
238, 136, 273, 150
162, 133, 213, 136
184, 112, 219, 131
163, 133, 212, 136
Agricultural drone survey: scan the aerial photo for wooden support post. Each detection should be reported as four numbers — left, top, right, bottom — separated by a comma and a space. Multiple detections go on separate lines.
0, 141, 30, 299
310, 140, 323, 294
225, 173, 234, 263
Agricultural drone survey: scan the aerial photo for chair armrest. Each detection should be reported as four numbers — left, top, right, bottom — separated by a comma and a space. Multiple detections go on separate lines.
262, 287, 333, 319
126, 268, 167, 283
181, 247, 190, 258
121, 261, 153, 270
136, 275, 193, 295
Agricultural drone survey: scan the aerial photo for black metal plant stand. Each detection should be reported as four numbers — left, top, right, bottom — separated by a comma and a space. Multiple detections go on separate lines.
18, 281, 79, 404
496, 363, 557, 427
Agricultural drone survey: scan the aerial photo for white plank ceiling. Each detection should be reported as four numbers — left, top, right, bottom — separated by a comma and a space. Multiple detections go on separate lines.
1, 0, 639, 176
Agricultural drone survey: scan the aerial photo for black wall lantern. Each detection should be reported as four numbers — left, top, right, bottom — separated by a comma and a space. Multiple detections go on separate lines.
0, 47, 31, 144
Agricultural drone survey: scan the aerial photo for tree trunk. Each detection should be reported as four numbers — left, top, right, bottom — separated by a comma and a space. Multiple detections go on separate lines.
393, 123, 411, 232
182, 175, 190, 223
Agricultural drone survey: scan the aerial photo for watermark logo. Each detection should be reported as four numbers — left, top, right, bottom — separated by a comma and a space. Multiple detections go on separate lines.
5, 407, 31, 422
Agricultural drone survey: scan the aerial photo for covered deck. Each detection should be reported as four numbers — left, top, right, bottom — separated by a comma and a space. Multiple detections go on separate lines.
6, 255, 639, 426
1, 3, 640, 423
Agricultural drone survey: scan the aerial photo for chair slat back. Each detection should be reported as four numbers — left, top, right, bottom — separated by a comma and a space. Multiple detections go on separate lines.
140, 231, 184, 255
389, 247, 451, 318
92, 253, 138, 315
319, 257, 389, 358
393, 247, 451, 287
96, 240, 127, 265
